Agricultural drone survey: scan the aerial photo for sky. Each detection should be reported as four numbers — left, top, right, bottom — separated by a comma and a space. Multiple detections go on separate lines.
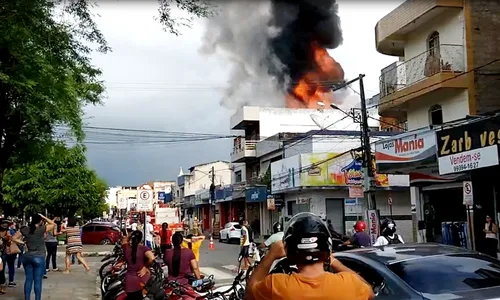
84, 1, 404, 187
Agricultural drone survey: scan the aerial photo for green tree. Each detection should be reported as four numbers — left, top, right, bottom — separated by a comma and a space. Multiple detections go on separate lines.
157, 0, 216, 35
2, 143, 108, 217
0, 0, 109, 202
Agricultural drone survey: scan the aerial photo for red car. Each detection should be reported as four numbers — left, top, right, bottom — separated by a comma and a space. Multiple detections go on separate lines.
81, 222, 121, 245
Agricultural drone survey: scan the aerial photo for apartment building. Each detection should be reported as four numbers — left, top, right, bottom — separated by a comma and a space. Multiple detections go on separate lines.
374, 0, 500, 251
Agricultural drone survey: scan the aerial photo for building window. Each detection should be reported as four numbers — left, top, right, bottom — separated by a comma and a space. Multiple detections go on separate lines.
235, 170, 242, 182
429, 105, 443, 126
427, 31, 440, 56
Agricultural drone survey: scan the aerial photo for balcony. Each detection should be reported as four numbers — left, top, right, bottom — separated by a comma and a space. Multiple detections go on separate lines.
375, 0, 463, 56
231, 138, 258, 163
378, 44, 468, 117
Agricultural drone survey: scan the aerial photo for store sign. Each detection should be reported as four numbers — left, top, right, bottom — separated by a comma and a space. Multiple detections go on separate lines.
271, 155, 301, 193
348, 186, 363, 198
267, 196, 275, 210
245, 186, 267, 203
375, 129, 436, 173
366, 209, 380, 245
299, 152, 362, 187
436, 116, 500, 175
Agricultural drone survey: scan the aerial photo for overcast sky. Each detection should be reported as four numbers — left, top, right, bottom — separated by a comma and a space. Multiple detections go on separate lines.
84, 1, 403, 187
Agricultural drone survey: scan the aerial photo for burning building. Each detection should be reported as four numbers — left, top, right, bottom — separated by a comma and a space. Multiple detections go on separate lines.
200, 0, 345, 109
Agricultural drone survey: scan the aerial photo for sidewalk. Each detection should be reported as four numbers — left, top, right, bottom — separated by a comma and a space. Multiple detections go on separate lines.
56, 244, 113, 257
3, 257, 102, 300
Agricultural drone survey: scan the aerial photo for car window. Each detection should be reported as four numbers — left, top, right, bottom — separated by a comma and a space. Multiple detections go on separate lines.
94, 226, 107, 232
337, 258, 393, 297
388, 254, 500, 295
82, 226, 94, 232
111, 226, 121, 232
233, 224, 242, 229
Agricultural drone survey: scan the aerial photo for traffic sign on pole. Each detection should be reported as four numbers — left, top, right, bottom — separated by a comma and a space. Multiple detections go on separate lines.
137, 185, 153, 212
117, 198, 128, 210
463, 181, 473, 206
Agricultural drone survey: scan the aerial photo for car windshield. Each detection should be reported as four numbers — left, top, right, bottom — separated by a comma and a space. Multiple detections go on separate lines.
233, 224, 242, 229
388, 254, 500, 295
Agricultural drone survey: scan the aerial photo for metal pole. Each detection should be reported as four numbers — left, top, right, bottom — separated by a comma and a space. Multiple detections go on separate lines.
144, 211, 147, 245
210, 166, 216, 237
467, 205, 474, 250
358, 74, 376, 210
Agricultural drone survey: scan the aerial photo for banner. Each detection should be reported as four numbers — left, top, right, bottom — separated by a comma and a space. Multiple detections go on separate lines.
375, 129, 437, 173
300, 152, 362, 186
366, 210, 380, 246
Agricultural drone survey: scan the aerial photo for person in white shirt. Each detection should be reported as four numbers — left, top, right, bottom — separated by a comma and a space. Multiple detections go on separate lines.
260, 222, 284, 249
144, 216, 155, 249
239, 220, 251, 270
373, 219, 404, 246
130, 220, 138, 231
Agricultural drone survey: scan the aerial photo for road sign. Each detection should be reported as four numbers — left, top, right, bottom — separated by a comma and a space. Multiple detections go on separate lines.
117, 198, 128, 210
137, 187, 153, 212
463, 181, 473, 206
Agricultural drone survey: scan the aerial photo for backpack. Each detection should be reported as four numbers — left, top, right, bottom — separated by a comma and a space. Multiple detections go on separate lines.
385, 234, 402, 245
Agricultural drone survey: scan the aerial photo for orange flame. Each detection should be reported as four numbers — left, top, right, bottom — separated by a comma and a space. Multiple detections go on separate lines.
286, 44, 344, 109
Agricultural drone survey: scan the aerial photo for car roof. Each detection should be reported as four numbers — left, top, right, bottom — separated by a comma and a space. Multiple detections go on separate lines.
336, 243, 477, 265
85, 222, 115, 227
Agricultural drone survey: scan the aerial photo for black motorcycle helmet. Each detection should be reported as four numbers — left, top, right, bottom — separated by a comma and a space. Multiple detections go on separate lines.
283, 212, 332, 265
272, 221, 282, 234
380, 218, 396, 236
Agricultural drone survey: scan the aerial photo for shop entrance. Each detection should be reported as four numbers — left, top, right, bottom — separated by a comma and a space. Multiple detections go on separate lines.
422, 186, 467, 245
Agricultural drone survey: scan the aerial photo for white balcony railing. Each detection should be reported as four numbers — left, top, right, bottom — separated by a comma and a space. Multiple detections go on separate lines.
380, 44, 465, 98
231, 140, 258, 155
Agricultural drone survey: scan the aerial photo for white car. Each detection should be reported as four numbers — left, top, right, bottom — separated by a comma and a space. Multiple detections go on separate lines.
219, 222, 242, 243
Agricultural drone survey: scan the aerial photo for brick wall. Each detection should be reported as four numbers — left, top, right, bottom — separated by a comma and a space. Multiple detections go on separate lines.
468, 0, 500, 114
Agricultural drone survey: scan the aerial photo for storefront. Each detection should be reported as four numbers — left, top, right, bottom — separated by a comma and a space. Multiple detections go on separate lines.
194, 189, 210, 231
435, 115, 500, 255
375, 128, 470, 247
215, 185, 233, 227
271, 152, 413, 240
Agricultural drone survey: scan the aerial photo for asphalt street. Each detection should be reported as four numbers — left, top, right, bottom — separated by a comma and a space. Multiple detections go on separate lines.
197, 240, 244, 286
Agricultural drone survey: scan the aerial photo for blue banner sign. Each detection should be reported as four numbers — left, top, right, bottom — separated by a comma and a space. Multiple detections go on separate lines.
245, 186, 267, 203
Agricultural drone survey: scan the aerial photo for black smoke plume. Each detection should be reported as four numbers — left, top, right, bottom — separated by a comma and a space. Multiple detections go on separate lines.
199, 0, 344, 108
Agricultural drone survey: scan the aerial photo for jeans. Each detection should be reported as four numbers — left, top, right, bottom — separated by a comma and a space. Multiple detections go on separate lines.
23, 255, 44, 300
6, 254, 17, 282
17, 246, 24, 268
45, 242, 58, 270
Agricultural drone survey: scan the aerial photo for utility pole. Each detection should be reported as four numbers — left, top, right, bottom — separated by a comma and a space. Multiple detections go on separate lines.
209, 166, 216, 236
358, 74, 377, 210
330, 74, 376, 210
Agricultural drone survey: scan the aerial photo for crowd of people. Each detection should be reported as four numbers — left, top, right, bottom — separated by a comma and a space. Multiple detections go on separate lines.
0, 214, 90, 300
122, 218, 206, 299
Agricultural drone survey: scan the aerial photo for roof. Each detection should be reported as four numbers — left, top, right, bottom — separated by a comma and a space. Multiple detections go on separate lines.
340, 243, 474, 265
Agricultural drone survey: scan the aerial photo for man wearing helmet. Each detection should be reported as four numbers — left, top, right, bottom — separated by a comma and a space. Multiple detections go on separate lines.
258, 222, 284, 249
245, 213, 374, 300
373, 219, 404, 246
344, 220, 370, 248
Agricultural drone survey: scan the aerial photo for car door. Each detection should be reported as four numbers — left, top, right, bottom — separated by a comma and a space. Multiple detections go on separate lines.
336, 258, 404, 299
81, 225, 94, 244
221, 223, 231, 239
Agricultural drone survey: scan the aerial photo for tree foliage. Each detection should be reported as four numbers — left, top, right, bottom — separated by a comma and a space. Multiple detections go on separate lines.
0, 0, 109, 200
2, 143, 108, 218
157, 0, 216, 35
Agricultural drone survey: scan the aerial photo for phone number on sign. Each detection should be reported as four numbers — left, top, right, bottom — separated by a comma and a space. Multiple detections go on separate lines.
449, 151, 481, 173
453, 161, 480, 172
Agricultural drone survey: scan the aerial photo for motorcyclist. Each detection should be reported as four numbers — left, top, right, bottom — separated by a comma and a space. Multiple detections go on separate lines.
258, 222, 284, 249
373, 219, 404, 246
343, 221, 370, 248
244, 212, 374, 300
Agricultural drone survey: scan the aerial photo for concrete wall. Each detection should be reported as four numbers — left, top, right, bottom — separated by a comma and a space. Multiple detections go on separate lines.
407, 89, 469, 130
185, 161, 232, 196
404, 9, 464, 60
468, 0, 500, 114
282, 189, 414, 242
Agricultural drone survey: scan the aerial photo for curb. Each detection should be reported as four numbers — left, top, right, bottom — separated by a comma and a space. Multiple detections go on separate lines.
56, 251, 111, 258
94, 275, 101, 299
